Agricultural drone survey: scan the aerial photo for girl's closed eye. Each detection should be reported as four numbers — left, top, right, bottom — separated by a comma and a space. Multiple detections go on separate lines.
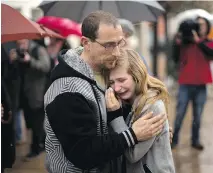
117, 78, 127, 83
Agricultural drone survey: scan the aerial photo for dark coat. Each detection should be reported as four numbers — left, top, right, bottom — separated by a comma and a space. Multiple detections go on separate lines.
22, 41, 50, 109
1, 79, 16, 169
1, 44, 22, 112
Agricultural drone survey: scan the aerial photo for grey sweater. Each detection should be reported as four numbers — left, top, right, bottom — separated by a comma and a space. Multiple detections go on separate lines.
110, 99, 175, 173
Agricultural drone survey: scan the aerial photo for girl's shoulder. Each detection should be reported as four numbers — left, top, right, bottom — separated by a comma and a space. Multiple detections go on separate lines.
143, 100, 166, 117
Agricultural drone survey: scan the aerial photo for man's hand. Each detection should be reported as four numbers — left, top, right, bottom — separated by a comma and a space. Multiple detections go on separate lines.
1, 111, 12, 124
192, 30, 200, 43
1, 104, 4, 118
169, 126, 173, 143
105, 87, 121, 112
175, 32, 182, 45
132, 112, 166, 141
18, 52, 31, 63
9, 49, 18, 61
23, 52, 31, 62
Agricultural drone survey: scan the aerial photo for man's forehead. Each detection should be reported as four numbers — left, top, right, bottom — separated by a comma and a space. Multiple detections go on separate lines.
97, 23, 123, 41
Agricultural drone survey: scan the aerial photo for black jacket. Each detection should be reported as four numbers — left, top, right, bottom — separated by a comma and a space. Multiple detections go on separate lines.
44, 48, 137, 173
1, 79, 16, 169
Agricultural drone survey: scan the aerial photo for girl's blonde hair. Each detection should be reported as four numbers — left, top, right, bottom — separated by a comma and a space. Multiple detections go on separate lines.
112, 48, 169, 117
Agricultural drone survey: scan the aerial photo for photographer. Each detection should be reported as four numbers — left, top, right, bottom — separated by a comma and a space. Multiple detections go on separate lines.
9, 39, 50, 159
172, 16, 213, 150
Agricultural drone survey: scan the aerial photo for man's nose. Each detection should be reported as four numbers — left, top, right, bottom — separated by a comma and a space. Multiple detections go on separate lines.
112, 46, 121, 57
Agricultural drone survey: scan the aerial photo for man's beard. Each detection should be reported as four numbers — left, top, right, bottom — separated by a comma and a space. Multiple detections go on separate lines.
100, 60, 117, 70
91, 54, 117, 71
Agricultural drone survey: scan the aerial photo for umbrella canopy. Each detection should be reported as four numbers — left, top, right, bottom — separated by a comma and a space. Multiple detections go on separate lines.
37, 16, 82, 37
176, 9, 213, 25
1, 4, 64, 43
34, 22, 65, 39
175, 9, 213, 39
39, 0, 165, 23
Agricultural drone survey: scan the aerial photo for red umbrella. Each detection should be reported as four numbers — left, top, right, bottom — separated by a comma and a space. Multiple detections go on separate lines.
37, 16, 82, 37
32, 21, 64, 39
1, 4, 64, 43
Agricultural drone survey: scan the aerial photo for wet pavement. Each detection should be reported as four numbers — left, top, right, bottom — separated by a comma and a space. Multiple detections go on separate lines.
5, 97, 213, 173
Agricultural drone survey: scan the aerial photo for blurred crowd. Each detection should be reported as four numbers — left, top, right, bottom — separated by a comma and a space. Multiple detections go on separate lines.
1, 37, 71, 170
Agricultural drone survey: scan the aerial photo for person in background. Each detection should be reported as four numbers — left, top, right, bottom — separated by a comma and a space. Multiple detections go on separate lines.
10, 39, 50, 159
1, 78, 15, 173
45, 38, 71, 90
2, 43, 23, 145
46, 38, 71, 67
118, 18, 150, 73
2, 48, 15, 170
172, 16, 213, 150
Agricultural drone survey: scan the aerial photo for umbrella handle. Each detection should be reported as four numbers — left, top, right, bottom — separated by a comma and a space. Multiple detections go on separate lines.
40, 24, 46, 32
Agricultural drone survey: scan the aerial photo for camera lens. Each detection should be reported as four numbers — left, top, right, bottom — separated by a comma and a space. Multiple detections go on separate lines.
179, 19, 200, 44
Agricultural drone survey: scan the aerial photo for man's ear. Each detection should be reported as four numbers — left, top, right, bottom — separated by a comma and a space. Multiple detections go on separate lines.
81, 36, 91, 51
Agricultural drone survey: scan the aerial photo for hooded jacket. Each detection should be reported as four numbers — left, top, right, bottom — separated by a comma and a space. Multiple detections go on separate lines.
44, 47, 138, 173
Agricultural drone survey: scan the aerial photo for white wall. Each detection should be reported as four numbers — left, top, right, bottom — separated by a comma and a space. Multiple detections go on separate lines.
2, 0, 42, 18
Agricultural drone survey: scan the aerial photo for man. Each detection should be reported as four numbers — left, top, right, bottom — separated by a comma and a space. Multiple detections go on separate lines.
172, 16, 213, 150
10, 39, 50, 159
94, 18, 151, 90
44, 11, 166, 173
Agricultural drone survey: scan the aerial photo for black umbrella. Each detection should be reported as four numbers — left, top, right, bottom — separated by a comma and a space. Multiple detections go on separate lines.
39, 0, 165, 23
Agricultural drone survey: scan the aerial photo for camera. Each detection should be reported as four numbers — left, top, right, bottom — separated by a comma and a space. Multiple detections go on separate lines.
178, 19, 200, 44
16, 48, 26, 59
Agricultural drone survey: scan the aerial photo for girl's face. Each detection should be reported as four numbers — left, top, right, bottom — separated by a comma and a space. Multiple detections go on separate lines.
109, 66, 136, 102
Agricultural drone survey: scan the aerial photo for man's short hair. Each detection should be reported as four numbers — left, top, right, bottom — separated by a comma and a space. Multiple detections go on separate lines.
82, 10, 119, 41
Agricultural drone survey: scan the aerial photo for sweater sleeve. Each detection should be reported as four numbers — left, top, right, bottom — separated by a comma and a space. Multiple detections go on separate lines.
46, 92, 138, 170
110, 100, 170, 163
124, 100, 168, 163
198, 40, 213, 59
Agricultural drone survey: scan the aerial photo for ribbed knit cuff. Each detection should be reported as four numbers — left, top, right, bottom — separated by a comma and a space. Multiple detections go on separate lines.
121, 128, 138, 147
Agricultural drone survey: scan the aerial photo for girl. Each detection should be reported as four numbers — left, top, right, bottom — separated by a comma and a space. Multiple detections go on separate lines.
105, 49, 175, 173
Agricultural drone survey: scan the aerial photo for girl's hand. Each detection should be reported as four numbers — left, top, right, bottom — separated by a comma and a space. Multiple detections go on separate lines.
105, 87, 121, 112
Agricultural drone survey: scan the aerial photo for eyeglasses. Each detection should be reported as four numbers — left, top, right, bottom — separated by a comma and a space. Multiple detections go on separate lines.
93, 38, 126, 51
